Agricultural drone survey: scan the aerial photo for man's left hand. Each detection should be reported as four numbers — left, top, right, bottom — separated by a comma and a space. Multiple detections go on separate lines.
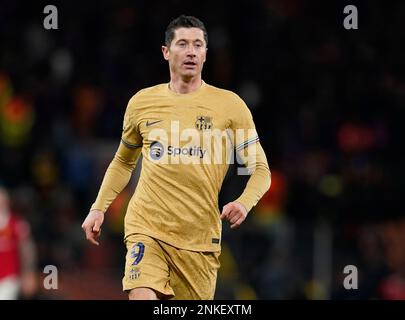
220, 201, 248, 229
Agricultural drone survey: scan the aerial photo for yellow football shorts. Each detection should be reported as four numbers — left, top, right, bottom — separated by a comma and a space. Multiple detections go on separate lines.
122, 233, 221, 300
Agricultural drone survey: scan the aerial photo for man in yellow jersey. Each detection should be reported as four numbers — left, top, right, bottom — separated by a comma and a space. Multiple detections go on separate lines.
81, 15, 271, 300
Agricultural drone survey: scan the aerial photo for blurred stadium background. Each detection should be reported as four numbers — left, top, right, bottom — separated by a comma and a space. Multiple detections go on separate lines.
1, 0, 405, 299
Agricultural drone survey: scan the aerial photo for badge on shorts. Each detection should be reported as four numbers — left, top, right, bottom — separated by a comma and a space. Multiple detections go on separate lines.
128, 267, 141, 280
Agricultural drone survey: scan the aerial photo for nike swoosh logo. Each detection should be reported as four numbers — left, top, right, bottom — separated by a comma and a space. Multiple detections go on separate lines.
146, 120, 163, 127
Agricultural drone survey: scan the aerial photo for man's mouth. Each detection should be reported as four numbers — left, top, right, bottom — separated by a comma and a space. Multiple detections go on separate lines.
183, 61, 197, 67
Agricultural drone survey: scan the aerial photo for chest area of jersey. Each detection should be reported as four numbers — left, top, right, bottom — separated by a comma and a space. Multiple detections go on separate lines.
137, 104, 229, 137
137, 103, 233, 164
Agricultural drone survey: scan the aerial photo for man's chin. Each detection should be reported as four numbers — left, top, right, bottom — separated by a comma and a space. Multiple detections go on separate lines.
180, 70, 199, 79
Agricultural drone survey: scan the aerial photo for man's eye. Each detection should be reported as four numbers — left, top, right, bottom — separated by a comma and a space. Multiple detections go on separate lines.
178, 43, 186, 48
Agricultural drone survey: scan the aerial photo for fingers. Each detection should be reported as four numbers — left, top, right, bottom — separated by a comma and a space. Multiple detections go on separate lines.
228, 210, 245, 228
81, 210, 104, 246
88, 231, 100, 246
82, 219, 100, 246
221, 202, 248, 229
88, 235, 100, 246
83, 223, 99, 246
229, 212, 240, 225
220, 204, 233, 220
230, 217, 245, 229
93, 219, 101, 232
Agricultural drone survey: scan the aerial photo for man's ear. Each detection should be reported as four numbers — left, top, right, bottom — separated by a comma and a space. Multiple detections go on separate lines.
162, 45, 169, 61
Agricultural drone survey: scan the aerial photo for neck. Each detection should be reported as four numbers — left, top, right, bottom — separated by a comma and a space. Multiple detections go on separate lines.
169, 74, 202, 94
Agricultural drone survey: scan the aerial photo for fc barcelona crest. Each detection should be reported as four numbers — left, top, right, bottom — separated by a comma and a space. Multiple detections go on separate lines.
196, 116, 212, 130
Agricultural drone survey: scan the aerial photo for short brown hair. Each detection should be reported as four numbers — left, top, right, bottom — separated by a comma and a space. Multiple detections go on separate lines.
165, 15, 208, 47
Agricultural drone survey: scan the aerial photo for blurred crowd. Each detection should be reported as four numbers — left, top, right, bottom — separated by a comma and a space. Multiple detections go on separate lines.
1, 0, 405, 299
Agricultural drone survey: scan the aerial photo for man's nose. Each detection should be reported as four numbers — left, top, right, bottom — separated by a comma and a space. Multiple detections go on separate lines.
186, 45, 196, 56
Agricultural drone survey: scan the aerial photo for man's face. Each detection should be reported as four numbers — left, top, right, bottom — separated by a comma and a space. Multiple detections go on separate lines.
162, 27, 207, 79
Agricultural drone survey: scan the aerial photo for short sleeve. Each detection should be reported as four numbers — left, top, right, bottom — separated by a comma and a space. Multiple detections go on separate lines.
121, 96, 143, 148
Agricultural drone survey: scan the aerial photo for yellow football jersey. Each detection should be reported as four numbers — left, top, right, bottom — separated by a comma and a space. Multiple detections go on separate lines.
92, 81, 270, 252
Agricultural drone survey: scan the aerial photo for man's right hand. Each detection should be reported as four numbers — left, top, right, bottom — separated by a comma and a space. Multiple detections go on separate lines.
81, 210, 104, 246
